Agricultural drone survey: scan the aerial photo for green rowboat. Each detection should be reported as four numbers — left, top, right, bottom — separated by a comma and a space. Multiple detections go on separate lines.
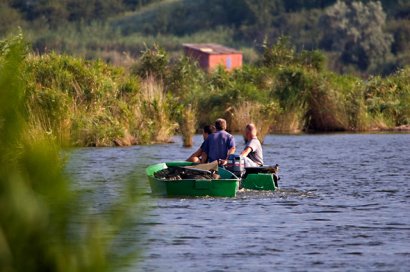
146, 161, 240, 197
146, 161, 279, 197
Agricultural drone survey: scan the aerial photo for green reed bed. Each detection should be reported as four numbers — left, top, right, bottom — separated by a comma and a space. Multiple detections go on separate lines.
2, 34, 409, 148
24, 52, 175, 146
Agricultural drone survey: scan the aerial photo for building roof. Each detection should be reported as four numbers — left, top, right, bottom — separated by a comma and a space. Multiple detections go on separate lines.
183, 43, 241, 55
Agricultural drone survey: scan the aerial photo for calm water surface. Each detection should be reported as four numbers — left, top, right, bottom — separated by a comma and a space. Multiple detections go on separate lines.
66, 134, 410, 272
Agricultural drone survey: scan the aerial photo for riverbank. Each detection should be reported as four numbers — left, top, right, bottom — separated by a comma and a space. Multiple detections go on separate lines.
368, 124, 410, 132
2, 35, 409, 147
389, 125, 410, 131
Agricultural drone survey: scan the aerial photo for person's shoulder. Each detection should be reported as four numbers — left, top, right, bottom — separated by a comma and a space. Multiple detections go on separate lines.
202, 137, 210, 145
200, 140, 206, 148
225, 131, 235, 140
250, 138, 261, 146
253, 137, 261, 143
208, 132, 217, 140
252, 138, 261, 144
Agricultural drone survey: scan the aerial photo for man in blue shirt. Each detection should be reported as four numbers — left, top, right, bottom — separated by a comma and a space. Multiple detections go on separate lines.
186, 125, 216, 163
201, 118, 236, 164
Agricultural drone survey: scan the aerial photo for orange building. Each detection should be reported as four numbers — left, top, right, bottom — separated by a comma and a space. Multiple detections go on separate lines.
183, 43, 242, 71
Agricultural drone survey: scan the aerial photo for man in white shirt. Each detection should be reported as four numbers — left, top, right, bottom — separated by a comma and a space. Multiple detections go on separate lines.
240, 123, 263, 167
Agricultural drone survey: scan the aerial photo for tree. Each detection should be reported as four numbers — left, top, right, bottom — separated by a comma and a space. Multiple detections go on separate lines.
320, 0, 393, 72
283, 0, 336, 12
0, 2, 24, 36
25, 0, 69, 25
134, 44, 169, 80
240, 0, 283, 40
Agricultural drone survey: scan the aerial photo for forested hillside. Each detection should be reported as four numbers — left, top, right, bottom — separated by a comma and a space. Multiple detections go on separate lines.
1, 0, 409, 75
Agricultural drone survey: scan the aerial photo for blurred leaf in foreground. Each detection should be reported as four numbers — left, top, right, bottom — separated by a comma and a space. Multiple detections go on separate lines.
0, 34, 141, 272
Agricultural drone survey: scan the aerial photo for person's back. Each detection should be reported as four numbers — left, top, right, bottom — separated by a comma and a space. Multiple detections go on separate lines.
202, 119, 236, 163
186, 125, 215, 163
204, 130, 235, 162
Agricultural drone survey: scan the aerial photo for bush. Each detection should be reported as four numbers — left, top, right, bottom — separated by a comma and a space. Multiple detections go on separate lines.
167, 56, 204, 146
22, 49, 175, 146
133, 44, 169, 80
305, 73, 349, 131
365, 69, 410, 127
390, 68, 410, 125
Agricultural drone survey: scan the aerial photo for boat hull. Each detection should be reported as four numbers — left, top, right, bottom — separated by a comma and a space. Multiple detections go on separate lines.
241, 173, 277, 191
146, 162, 240, 197
240, 166, 278, 191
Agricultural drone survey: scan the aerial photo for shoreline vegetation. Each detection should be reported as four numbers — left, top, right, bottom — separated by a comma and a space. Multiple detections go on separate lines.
2, 34, 409, 147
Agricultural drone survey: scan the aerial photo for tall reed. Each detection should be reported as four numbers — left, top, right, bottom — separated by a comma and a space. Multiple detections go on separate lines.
305, 74, 349, 131
132, 77, 176, 144
179, 104, 196, 147
23, 52, 179, 146
228, 101, 279, 143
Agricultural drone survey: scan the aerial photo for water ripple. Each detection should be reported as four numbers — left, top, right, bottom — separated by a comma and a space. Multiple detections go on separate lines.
65, 133, 410, 271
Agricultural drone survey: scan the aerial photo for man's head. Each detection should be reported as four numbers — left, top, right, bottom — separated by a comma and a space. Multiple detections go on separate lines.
202, 125, 216, 140
245, 123, 257, 141
215, 118, 227, 131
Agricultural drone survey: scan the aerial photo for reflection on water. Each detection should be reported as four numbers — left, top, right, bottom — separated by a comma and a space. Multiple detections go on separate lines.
66, 134, 410, 271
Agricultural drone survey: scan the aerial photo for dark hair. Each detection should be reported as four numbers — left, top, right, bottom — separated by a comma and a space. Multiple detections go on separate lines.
215, 118, 227, 131
203, 125, 216, 134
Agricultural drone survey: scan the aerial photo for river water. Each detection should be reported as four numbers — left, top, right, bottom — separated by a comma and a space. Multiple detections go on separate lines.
66, 134, 410, 272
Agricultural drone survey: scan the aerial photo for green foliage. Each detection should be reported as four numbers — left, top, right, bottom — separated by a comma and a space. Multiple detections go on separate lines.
274, 67, 309, 110
0, 33, 26, 156
389, 19, 410, 54
24, 53, 124, 146
365, 68, 410, 126
0, 3, 24, 36
166, 56, 205, 146
4, 33, 409, 150
133, 78, 176, 144
167, 55, 204, 100
243, 0, 283, 33
0, 33, 140, 272
299, 50, 326, 72
391, 68, 410, 125
262, 37, 326, 71
134, 44, 169, 80
114, 0, 253, 36
8, 0, 146, 24
305, 73, 350, 131
320, 0, 393, 72
20, 47, 175, 146
282, 0, 337, 12
2, 0, 408, 75
262, 37, 296, 68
